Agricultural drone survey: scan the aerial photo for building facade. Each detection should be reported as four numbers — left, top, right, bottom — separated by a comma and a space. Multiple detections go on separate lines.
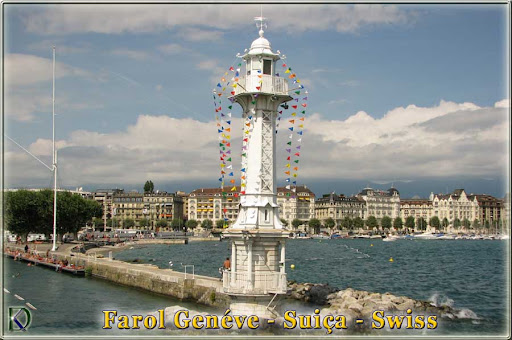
356, 187, 400, 219
143, 192, 184, 229
92, 188, 124, 230
399, 199, 433, 224
111, 191, 183, 229
315, 192, 365, 226
188, 185, 315, 226
277, 185, 315, 225
430, 189, 479, 223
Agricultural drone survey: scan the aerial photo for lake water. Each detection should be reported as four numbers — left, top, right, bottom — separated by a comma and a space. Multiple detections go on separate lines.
3, 239, 509, 336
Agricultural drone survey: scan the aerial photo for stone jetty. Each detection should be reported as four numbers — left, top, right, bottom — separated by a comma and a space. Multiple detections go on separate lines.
287, 282, 468, 324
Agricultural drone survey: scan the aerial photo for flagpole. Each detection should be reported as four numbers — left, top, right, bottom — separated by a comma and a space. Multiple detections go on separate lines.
52, 46, 58, 251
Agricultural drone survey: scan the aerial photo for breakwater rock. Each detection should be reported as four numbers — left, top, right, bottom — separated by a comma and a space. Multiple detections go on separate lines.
287, 283, 474, 323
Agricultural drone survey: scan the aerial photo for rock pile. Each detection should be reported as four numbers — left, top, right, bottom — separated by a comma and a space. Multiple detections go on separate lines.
287, 282, 338, 305
287, 283, 463, 323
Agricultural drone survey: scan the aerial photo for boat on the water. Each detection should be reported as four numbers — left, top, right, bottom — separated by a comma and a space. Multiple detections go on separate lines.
311, 234, 330, 239
382, 235, 400, 242
413, 232, 439, 240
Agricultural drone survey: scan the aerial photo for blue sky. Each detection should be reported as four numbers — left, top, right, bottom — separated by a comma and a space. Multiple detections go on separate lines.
3, 4, 510, 198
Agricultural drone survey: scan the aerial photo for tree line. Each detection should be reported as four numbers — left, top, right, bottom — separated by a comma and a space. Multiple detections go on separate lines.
4, 190, 103, 241
279, 215, 493, 233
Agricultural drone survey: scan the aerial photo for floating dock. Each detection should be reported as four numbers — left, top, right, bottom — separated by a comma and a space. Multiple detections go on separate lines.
4, 252, 85, 276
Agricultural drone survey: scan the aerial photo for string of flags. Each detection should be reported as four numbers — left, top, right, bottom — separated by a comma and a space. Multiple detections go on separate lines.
212, 55, 309, 212
279, 61, 308, 198
213, 62, 242, 226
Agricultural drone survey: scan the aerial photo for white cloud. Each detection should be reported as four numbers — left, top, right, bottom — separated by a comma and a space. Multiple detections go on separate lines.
495, 98, 510, 108
157, 43, 190, 55
4, 53, 90, 86
110, 48, 152, 60
4, 99, 508, 188
177, 27, 224, 42
328, 99, 348, 105
22, 4, 412, 35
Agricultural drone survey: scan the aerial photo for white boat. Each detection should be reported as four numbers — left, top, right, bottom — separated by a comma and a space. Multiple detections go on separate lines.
382, 235, 400, 242
414, 232, 438, 240
311, 234, 330, 239
437, 234, 456, 240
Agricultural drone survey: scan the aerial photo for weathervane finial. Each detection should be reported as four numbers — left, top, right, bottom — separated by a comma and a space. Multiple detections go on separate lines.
254, 6, 267, 37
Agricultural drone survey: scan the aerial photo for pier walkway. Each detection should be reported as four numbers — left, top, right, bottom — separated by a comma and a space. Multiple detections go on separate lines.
4, 242, 227, 307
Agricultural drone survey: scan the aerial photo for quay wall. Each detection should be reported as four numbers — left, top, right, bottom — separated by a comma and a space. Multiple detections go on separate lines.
5, 243, 231, 309
63, 254, 231, 308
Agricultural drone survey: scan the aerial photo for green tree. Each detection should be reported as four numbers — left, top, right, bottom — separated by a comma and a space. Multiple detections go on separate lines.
484, 220, 490, 232
353, 216, 364, 230
462, 218, 471, 229
453, 218, 461, 230
5, 190, 42, 242
37, 189, 56, 239
365, 216, 378, 230
429, 216, 440, 230
280, 218, 289, 227
417, 217, 427, 231
170, 218, 183, 231
341, 216, 352, 230
381, 216, 392, 230
143, 180, 154, 193
405, 216, 415, 230
308, 218, 321, 234
201, 219, 213, 230
56, 192, 102, 240
393, 217, 403, 230
442, 217, 449, 229
123, 218, 135, 229
92, 217, 104, 229
185, 219, 198, 230
472, 219, 480, 230
111, 218, 120, 229
156, 219, 168, 229
291, 218, 302, 229
139, 218, 150, 229
324, 217, 336, 233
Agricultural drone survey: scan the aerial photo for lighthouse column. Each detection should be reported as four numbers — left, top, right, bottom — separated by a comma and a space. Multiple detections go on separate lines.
222, 18, 294, 319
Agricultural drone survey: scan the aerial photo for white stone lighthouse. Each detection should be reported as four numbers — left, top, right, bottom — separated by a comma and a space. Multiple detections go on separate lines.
222, 19, 292, 318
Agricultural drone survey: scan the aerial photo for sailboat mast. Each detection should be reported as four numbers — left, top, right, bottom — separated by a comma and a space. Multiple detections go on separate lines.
52, 46, 58, 251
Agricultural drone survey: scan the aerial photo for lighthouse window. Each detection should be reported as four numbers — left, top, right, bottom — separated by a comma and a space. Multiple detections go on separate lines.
263, 59, 272, 75
264, 209, 269, 222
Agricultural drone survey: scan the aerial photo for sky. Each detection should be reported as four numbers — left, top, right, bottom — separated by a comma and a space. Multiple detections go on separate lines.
2, 3, 510, 199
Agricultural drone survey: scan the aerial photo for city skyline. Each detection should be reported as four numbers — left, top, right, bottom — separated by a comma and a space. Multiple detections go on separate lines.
3, 4, 509, 198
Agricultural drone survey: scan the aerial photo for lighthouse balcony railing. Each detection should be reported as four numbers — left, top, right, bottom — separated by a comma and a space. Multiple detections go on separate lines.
222, 271, 287, 295
233, 75, 289, 96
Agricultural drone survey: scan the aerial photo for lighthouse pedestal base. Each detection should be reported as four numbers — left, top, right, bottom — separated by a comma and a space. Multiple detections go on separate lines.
222, 229, 288, 319
229, 295, 280, 319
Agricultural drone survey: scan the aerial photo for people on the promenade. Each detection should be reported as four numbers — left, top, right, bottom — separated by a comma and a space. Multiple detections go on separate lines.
223, 257, 231, 270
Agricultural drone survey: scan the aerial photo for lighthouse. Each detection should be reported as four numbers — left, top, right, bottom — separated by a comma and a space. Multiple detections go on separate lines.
221, 18, 293, 318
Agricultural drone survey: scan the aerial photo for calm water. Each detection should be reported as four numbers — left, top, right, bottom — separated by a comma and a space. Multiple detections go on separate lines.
3, 239, 509, 336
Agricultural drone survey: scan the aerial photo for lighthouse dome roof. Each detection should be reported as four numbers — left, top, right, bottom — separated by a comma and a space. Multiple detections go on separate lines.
247, 29, 277, 57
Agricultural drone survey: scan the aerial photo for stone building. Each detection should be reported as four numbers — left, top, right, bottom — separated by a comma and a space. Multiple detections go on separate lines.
188, 185, 315, 226
111, 191, 183, 229
399, 199, 433, 224
92, 188, 124, 230
356, 186, 400, 220
277, 185, 316, 225
315, 192, 365, 226
430, 189, 479, 223
143, 192, 184, 229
